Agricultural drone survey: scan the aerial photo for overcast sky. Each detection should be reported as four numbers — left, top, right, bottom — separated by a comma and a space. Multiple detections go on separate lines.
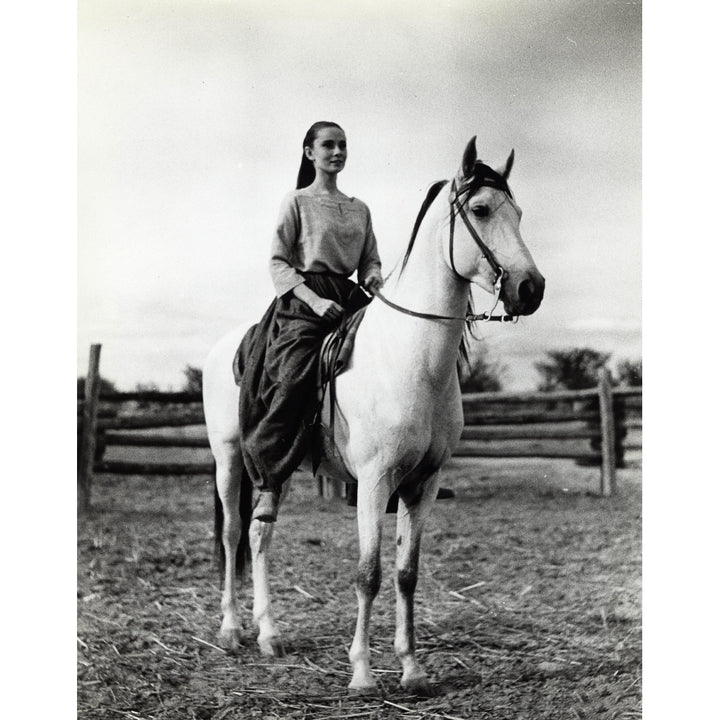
77, 0, 641, 390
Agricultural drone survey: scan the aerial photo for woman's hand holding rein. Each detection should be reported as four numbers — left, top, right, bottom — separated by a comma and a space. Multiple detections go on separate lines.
362, 273, 384, 296
293, 283, 344, 322
311, 297, 344, 321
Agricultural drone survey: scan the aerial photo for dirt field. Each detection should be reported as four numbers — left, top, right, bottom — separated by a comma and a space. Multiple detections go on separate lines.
77, 456, 641, 719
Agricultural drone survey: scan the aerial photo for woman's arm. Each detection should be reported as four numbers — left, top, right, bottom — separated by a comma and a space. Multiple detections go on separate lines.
357, 207, 383, 293
269, 193, 306, 298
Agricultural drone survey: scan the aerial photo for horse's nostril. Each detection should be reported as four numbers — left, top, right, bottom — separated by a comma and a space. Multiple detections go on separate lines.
518, 278, 535, 302
515, 274, 544, 314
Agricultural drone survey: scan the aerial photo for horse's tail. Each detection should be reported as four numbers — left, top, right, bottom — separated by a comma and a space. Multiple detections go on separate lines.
213, 459, 254, 581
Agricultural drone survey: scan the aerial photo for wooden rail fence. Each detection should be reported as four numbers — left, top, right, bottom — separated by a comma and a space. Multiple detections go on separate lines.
77, 344, 641, 512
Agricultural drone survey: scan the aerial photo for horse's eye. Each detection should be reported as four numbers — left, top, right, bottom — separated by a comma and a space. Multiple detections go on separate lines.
472, 205, 490, 218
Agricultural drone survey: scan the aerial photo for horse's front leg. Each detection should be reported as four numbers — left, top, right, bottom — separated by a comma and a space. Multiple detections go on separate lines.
394, 470, 441, 696
348, 471, 392, 694
249, 482, 290, 657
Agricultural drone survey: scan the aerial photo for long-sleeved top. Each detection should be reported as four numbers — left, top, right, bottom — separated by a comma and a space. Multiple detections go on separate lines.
269, 188, 382, 298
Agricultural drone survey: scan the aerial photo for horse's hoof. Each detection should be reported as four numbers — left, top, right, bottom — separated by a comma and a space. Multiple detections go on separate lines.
348, 673, 380, 696
401, 677, 439, 697
217, 628, 243, 654
258, 636, 285, 658
347, 684, 381, 697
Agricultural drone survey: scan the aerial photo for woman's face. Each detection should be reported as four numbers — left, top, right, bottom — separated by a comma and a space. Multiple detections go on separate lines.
305, 126, 347, 176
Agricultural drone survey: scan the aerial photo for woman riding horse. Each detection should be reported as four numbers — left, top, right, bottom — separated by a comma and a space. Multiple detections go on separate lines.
205, 136, 545, 693
236, 121, 384, 523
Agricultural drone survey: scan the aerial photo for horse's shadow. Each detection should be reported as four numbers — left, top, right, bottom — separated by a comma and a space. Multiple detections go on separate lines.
219, 619, 485, 698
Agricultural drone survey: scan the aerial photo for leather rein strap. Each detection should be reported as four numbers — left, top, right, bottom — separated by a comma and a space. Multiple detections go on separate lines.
373, 289, 515, 323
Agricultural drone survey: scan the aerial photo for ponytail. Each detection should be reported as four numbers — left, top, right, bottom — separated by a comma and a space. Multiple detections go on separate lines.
295, 120, 344, 189
296, 154, 316, 189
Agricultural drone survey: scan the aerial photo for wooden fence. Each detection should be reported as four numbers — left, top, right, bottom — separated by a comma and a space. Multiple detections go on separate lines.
77, 344, 641, 512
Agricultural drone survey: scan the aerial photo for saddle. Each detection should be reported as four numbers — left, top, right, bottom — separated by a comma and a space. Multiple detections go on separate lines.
319, 307, 367, 389
311, 306, 367, 472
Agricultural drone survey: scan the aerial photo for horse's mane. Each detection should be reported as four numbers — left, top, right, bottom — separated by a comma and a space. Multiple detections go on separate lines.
456, 162, 513, 202
398, 180, 449, 276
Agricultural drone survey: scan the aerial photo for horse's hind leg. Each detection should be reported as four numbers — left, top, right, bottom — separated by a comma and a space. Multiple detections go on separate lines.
214, 439, 287, 657
214, 439, 245, 652
249, 497, 287, 658
394, 470, 441, 696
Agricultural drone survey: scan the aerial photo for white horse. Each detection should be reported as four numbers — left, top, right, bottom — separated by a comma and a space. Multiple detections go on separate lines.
202, 137, 545, 696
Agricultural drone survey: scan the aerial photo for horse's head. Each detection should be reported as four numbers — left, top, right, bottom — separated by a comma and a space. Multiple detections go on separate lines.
444, 137, 545, 317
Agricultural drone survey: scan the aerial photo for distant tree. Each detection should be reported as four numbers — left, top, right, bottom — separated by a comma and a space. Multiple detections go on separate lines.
535, 348, 611, 391
616, 358, 642, 387
134, 381, 160, 392
132, 381, 161, 410
182, 365, 203, 394
77, 375, 117, 396
459, 345, 505, 392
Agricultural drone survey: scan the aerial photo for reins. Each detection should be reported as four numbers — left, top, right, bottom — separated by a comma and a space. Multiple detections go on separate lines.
374, 175, 518, 325
373, 287, 517, 323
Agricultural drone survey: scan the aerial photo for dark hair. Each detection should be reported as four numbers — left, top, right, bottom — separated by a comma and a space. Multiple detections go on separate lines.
296, 121, 344, 189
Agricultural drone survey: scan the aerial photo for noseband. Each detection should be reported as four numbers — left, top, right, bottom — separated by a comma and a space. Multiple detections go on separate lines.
375, 171, 518, 324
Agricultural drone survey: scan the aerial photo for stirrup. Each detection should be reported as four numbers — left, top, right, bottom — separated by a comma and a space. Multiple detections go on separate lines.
252, 491, 279, 523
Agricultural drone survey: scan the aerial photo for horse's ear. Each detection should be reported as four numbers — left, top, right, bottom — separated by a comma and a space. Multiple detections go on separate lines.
498, 149, 515, 180
461, 136, 477, 178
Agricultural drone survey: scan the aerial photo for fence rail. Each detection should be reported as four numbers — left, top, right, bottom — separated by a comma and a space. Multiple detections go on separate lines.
77, 344, 641, 511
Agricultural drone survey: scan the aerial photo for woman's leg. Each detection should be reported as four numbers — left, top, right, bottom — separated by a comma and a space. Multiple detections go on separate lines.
240, 276, 371, 521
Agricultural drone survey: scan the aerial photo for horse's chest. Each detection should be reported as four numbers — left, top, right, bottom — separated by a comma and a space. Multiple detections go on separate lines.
385, 393, 463, 451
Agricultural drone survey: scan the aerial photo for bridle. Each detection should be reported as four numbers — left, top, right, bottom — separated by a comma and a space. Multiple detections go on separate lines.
374, 172, 518, 324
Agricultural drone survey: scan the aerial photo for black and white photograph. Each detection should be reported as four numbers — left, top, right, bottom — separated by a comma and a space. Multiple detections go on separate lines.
72, 1, 653, 717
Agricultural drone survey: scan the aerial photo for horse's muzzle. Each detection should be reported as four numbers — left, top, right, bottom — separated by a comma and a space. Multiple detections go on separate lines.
505, 271, 545, 316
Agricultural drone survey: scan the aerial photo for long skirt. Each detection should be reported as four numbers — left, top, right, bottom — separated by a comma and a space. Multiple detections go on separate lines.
235, 272, 371, 492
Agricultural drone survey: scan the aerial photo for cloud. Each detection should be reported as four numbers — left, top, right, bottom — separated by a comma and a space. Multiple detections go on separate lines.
78, 0, 641, 389
568, 318, 642, 334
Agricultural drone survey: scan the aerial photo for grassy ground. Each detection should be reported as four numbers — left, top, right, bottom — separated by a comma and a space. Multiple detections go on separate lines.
77, 457, 641, 719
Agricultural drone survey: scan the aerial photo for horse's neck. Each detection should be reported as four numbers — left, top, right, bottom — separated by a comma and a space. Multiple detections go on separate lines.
379, 196, 469, 382
392, 190, 467, 303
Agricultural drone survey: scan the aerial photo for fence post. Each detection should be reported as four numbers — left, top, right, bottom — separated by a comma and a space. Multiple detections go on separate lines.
78, 344, 102, 513
316, 475, 347, 499
598, 368, 616, 496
